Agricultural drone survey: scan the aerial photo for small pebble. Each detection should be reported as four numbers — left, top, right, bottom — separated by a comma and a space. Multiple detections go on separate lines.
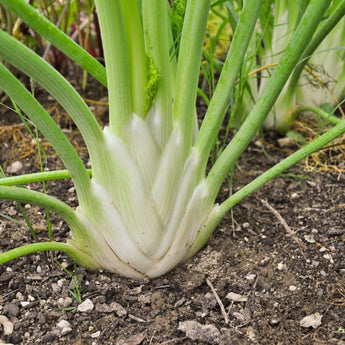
91, 331, 101, 338
93, 295, 106, 304
51, 283, 61, 293
300, 312, 322, 329
304, 235, 315, 243
226, 292, 248, 302
245, 327, 256, 342
291, 192, 299, 199
289, 285, 297, 292
110, 302, 127, 316
57, 279, 65, 287
95, 303, 111, 313
245, 273, 256, 280
312, 260, 319, 267
178, 320, 220, 344
57, 297, 72, 308
320, 270, 327, 277
0, 315, 13, 335
323, 254, 334, 264
270, 318, 281, 326
63, 297, 73, 308
77, 298, 94, 312
56, 320, 72, 335
277, 137, 295, 147
6, 161, 23, 174
3, 303, 20, 318
277, 262, 286, 271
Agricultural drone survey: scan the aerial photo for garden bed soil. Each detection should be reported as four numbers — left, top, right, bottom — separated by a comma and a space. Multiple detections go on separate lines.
0, 89, 345, 345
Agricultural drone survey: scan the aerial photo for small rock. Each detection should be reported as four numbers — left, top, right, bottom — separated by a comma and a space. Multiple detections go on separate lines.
20, 301, 30, 308
254, 140, 263, 148
56, 320, 72, 335
93, 295, 106, 304
312, 260, 320, 267
226, 292, 248, 302
174, 297, 186, 308
110, 302, 127, 317
277, 137, 296, 147
300, 312, 322, 329
0, 315, 14, 335
304, 235, 316, 243
178, 320, 221, 344
57, 279, 65, 287
95, 303, 112, 313
138, 294, 151, 304
8, 207, 17, 216
233, 311, 247, 322
51, 283, 61, 293
6, 161, 23, 174
277, 262, 286, 271
289, 285, 297, 292
63, 297, 73, 308
245, 273, 256, 280
259, 256, 270, 266
323, 254, 334, 264
91, 331, 101, 338
306, 180, 317, 188
269, 318, 281, 326
77, 298, 94, 312
58, 297, 73, 308
202, 292, 217, 309
118, 332, 145, 345
245, 326, 256, 341
3, 303, 20, 317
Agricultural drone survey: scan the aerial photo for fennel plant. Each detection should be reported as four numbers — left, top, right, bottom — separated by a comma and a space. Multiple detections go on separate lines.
235, 0, 345, 133
1, 0, 345, 279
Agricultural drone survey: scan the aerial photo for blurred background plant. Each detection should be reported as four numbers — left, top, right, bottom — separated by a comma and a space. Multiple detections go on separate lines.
0, 0, 103, 90
232, 0, 345, 134
202, 0, 345, 172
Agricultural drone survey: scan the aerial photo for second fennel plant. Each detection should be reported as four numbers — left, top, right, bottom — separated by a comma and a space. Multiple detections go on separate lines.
234, 0, 345, 133
1, 0, 345, 278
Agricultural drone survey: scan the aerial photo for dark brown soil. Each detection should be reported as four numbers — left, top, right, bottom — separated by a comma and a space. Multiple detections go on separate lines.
0, 88, 345, 345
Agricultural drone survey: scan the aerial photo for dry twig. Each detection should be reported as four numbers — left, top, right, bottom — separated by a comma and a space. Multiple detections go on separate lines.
206, 278, 229, 324
261, 199, 306, 249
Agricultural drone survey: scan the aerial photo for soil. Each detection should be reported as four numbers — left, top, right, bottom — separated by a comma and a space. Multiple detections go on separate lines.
0, 84, 345, 345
